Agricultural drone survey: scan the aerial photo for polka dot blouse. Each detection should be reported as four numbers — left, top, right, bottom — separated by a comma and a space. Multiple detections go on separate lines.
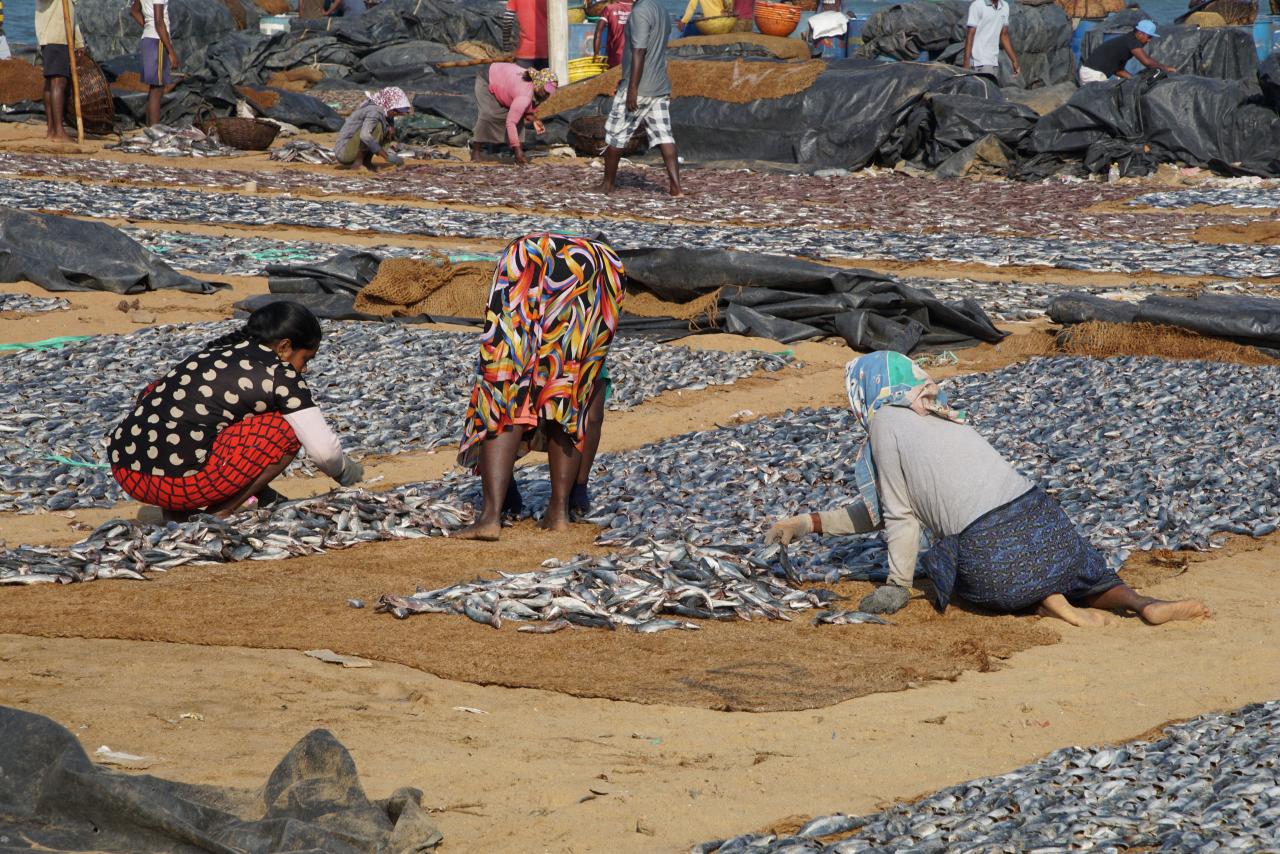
108, 340, 315, 478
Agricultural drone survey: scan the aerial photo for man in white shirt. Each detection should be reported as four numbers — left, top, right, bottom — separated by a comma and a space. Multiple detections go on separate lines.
962, 0, 1020, 80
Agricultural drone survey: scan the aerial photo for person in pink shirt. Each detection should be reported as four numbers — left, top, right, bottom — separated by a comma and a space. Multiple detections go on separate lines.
471, 63, 557, 165
593, 0, 632, 68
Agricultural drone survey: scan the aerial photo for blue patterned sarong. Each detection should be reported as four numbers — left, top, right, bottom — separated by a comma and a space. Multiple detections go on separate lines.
920, 487, 1121, 613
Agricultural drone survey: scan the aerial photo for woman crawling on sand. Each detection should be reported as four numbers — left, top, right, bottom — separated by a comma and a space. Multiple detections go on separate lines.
767, 351, 1210, 626
107, 302, 363, 522
455, 233, 624, 541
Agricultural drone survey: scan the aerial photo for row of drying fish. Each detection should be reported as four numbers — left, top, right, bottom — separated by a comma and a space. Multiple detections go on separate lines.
0, 320, 792, 512
413, 355, 1280, 585
1131, 187, 1280, 210
0, 292, 70, 314
694, 699, 1280, 853
0, 151, 1235, 242
4, 177, 1275, 279
270, 140, 338, 165
376, 541, 886, 631
0, 487, 471, 585
106, 125, 243, 158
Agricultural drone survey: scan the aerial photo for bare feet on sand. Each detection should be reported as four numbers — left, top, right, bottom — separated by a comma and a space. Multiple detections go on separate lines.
538, 512, 572, 532
1139, 599, 1213, 625
1038, 594, 1115, 627
452, 522, 501, 541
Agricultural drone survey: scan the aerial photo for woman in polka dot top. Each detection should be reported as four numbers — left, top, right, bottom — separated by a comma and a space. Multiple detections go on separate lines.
107, 302, 364, 522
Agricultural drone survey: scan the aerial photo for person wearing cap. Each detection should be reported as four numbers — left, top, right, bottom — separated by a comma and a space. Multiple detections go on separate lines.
1079, 20, 1175, 84
962, 0, 1020, 81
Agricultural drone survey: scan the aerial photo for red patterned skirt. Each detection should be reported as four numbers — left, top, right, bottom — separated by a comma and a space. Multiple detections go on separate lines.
112, 412, 300, 512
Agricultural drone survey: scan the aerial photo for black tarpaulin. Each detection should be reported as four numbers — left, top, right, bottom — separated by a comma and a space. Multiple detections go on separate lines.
1049, 291, 1280, 351
1080, 21, 1257, 81
0, 208, 223, 295
0, 705, 442, 854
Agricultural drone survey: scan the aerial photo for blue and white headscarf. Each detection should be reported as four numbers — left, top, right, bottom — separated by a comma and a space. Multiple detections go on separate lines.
845, 351, 966, 528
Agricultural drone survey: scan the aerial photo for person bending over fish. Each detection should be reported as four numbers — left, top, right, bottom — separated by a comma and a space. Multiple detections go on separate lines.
333, 86, 411, 170
455, 233, 624, 540
108, 302, 363, 522
766, 351, 1211, 626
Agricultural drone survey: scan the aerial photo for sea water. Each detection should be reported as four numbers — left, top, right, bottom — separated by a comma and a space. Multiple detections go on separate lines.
0, 0, 1237, 52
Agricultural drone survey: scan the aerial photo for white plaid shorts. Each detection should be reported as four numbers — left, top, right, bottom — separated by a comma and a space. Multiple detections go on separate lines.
604, 92, 674, 149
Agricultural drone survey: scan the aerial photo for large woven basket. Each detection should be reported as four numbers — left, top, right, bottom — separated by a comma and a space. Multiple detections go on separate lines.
212, 116, 280, 150
64, 52, 114, 136
567, 114, 646, 157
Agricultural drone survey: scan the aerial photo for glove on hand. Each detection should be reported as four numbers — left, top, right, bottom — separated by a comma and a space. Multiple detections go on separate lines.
385, 152, 404, 166
765, 514, 813, 545
335, 454, 365, 487
858, 584, 910, 615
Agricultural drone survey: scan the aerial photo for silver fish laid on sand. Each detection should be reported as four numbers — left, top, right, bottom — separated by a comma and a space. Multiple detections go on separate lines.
810, 611, 887, 626
0, 293, 71, 314
107, 125, 242, 158
695, 700, 1280, 852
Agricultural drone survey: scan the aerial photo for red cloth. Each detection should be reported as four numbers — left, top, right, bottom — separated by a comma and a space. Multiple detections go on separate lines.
507, 0, 547, 61
602, 1, 633, 67
113, 412, 300, 512
733, 0, 753, 17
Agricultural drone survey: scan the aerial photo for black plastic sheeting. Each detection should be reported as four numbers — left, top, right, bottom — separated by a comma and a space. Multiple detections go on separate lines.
0, 208, 223, 295
1048, 291, 1280, 352
855, 0, 1075, 88
248, 247, 1006, 353
1024, 72, 1280, 179
0, 705, 442, 854
1080, 23, 1258, 82
78, 0, 238, 69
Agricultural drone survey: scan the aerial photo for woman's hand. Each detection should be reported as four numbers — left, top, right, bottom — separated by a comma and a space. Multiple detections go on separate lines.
765, 514, 813, 545
532, 119, 546, 136
513, 145, 528, 166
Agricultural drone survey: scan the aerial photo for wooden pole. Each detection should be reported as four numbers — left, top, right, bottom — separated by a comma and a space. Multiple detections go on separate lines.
548, 0, 569, 88
59, 0, 83, 144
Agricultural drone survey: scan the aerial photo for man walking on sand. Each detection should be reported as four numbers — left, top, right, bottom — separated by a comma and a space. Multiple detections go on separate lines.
36, 0, 84, 143
598, 0, 680, 196
962, 0, 1019, 81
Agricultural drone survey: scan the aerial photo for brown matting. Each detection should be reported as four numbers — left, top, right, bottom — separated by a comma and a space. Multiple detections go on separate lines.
0, 524, 1057, 712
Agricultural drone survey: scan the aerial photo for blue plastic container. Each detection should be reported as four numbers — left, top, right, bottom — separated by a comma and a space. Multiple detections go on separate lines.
568, 22, 597, 60
1071, 20, 1097, 60
1253, 18, 1275, 61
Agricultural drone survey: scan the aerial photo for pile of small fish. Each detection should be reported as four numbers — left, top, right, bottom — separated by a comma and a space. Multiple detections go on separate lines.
0, 321, 791, 511
4, 177, 1276, 278
422, 355, 1280, 584
0, 151, 1249, 241
0, 293, 70, 314
106, 125, 242, 158
1131, 187, 1280, 210
0, 486, 471, 585
693, 699, 1280, 853
376, 541, 885, 631
270, 140, 338, 165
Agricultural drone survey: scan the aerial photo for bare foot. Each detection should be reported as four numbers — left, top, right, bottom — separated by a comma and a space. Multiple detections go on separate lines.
596, 182, 615, 195
668, 186, 684, 197
1139, 599, 1212, 625
538, 512, 572, 532
50, 132, 74, 144
1037, 593, 1113, 627
452, 522, 501, 541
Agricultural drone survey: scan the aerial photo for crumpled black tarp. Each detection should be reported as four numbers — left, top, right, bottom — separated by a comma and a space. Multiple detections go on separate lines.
0, 208, 222, 294
260, 87, 344, 132
1081, 23, 1258, 81
619, 247, 1007, 352
78, 0, 237, 70
856, 0, 1074, 88
1260, 53, 1280, 112
253, 248, 1006, 352
361, 41, 466, 81
1025, 72, 1280, 178
1049, 291, 1280, 351
0, 705, 442, 854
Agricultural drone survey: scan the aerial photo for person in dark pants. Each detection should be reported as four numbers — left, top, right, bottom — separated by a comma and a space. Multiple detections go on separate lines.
129, 0, 181, 127
598, 0, 681, 196
35, 0, 83, 142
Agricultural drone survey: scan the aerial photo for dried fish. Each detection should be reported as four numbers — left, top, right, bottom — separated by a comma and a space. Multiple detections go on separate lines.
0, 293, 70, 314
106, 125, 242, 159
695, 700, 1280, 852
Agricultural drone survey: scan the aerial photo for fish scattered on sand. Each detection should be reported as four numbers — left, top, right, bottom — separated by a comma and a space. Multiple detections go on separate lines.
107, 125, 241, 158
695, 700, 1280, 852
270, 140, 338, 165
0, 293, 70, 314
811, 611, 887, 626
0, 487, 470, 585
1131, 187, 1280, 210
1, 177, 1275, 278
376, 540, 843, 629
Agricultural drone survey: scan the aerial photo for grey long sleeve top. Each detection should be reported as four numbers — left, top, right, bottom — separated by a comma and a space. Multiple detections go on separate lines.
820, 406, 1033, 588
334, 101, 387, 156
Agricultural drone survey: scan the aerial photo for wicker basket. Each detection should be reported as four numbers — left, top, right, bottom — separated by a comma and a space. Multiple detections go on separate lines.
64, 52, 114, 137
567, 114, 646, 157
694, 14, 739, 34
211, 116, 280, 150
